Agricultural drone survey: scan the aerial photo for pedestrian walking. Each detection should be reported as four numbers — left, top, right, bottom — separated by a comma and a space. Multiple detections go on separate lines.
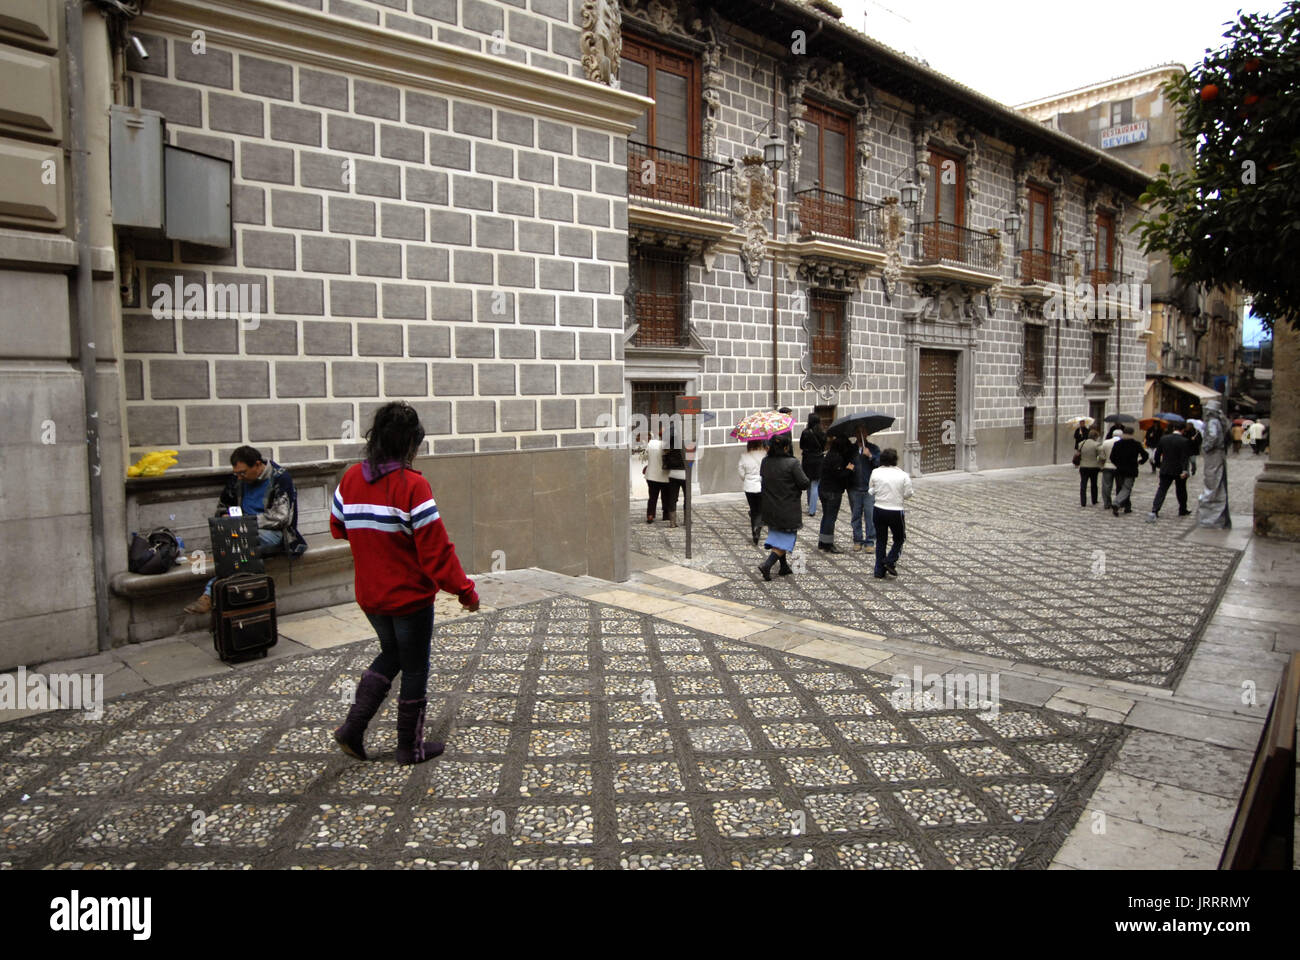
1108, 427, 1149, 516
1099, 428, 1122, 510
848, 429, 882, 552
1146, 427, 1193, 522
817, 433, 855, 553
661, 424, 687, 527
1145, 421, 1164, 473
1197, 398, 1231, 529
1246, 420, 1265, 455
799, 413, 826, 517
1073, 421, 1090, 450
1077, 429, 1103, 506
738, 439, 766, 546
868, 448, 913, 579
331, 401, 479, 765
1230, 421, 1244, 455
756, 433, 810, 581
644, 430, 668, 524
1184, 422, 1202, 476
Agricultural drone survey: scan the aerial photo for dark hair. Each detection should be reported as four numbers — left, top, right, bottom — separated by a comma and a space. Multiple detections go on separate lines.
363, 401, 425, 468
230, 446, 263, 468
768, 433, 794, 458
880, 448, 900, 467
807, 412, 821, 428
747, 439, 767, 451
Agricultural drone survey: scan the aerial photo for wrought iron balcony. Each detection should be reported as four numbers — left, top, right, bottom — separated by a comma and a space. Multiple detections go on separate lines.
793, 188, 882, 248
913, 220, 1002, 273
627, 140, 733, 217
1018, 248, 1072, 286
1088, 267, 1135, 291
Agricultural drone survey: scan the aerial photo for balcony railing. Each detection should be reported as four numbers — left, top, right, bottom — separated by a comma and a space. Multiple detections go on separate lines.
793, 188, 882, 248
627, 141, 732, 217
1019, 248, 1072, 286
1088, 267, 1135, 291
913, 221, 1002, 273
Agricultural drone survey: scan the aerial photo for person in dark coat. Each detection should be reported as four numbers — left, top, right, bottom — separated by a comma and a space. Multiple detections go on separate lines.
1146, 428, 1193, 522
1144, 422, 1164, 473
817, 434, 855, 553
1073, 421, 1090, 450
757, 433, 810, 582
799, 413, 826, 518
1108, 427, 1149, 516
1183, 422, 1202, 476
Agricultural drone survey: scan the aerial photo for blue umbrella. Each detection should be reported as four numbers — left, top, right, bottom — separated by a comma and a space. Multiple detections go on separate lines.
1154, 412, 1187, 425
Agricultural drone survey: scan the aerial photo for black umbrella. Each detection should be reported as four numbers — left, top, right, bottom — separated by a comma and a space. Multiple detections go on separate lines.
826, 411, 896, 438
1104, 413, 1138, 424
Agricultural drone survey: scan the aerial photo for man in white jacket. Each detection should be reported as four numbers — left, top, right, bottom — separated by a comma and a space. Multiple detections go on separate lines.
867, 448, 914, 579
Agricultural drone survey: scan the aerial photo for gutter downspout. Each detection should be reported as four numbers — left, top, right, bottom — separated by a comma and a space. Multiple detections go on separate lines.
771, 62, 780, 409
67, 0, 111, 652
1053, 314, 1061, 464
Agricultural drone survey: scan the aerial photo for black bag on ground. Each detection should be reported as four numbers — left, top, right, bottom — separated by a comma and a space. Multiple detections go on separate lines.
210, 573, 278, 662
127, 527, 180, 575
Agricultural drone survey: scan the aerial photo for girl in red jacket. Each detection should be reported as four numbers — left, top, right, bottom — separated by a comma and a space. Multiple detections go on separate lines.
330, 402, 479, 764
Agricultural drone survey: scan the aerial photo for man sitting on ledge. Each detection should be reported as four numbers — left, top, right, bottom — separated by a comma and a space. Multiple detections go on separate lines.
184, 445, 307, 614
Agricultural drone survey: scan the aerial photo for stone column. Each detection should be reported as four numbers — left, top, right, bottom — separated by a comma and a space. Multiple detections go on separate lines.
1253, 320, 1300, 539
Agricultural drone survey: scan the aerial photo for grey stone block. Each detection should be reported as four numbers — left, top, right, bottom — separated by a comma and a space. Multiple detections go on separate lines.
520, 293, 556, 326
518, 151, 555, 184
127, 405, 179, 446
274, 277, 324, 316
355, 240, 401, 277
405, 91, 448, 129
276, 444, 329, 463
125, 32, 167, 77
209, 92, 264, 137
271, 190, 322, 230
380, 203, 427, 241
412, 0, 457, 24
181, 316, 238, 355
303, 320, 351, 355
240, 55, 293, 100
408, 325, 451, 358
328, 0, 379, 24
275, 361, 327, 398
594, 165, 625, 197
328, 115, 375, 154
539, 189, 574, 222
475, 215, 515, 250
384, 362, 428, 396
124, 359, 144, 400
240, 143, 294, 185
596, 230, 627, 263
559, 295, 594, 327
382, 283, 428, 320
577, 195, 610, 227
561, 433, 593, 448
480, 436, 516, 453
477, 363, 517, 396
301, 236, 350, 274
429, 210, 472, 246
407, 247, 449, 281
455, 326, 495, 358
233, 184, 265, 225
557, 226, 592, 258
248, 404, 301, 441
579, 331, 612, 360
381, 124, 425, 163
216, 360, 270, 398
596, 297, 623, 329
521, 434, 557, 450
150, 359, 208, 399
329, 197, 376, 235
540, 330, 575, 359
498, 254, 535, 288
453, 250, 493, 284
174, 41, 232, 89
329, 280, 378, 318
500, 399, 536, 431
243, 230, 296, 270
306, 402, 354, 439
456, 400, 496, 433
453, 174, 493, 211
453, 102, 493, 139
578, 262, 610, 293
299, 152, 351, 193
432, 363, 474, 396
355, 80, 401, 120
508, 9, 548, 49
532, 0, 567, 19
300, 69, 349, 110
519, 221, 554, 254
557, 158, 592, 191
540, 258, 574, 290
430, 287, 473, 321
357, 323, 404, 357
406, 168, 449, 205
429, 132, 472, 170
597, 364, 622, 394
520, 363, 556, 395
175, 131, 234, 162
357, 160, 401, 199
186, 405, 241, 444
537, 120, 572, 154
576, 130, 610, 162
269, 104, 321, 146
475, 143, 515, 178
499, 329, 536, 359
579, 397, 611, 429
332, 361, 380, 397
560, 364, 594, 395
497, 183, 534, 217
540, 399, 576, 430
497, 112, 535, 147
476, 290, 515, 323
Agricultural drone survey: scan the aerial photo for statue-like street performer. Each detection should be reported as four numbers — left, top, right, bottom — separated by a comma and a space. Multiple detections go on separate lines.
1198, 397, 1231, 528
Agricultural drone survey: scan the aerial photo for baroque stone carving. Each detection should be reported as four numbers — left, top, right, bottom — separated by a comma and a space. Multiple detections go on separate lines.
914, 113, 980, 217
879, 197, 907, 301
580, 0, 622, 85
701, 39, 724, 159
622, 0, 698, 37
787, 62, 810, 210
798, 296, 853, 403
905, 281, 985, 327
856, 102, 874, 196
1014, 152, 1066, 258
732, 156, 776, 283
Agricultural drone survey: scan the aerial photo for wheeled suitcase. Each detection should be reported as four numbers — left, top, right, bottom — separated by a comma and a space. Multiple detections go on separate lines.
211, 573, 278, 662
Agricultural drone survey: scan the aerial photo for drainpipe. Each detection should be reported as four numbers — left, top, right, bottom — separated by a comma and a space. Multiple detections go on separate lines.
1053, 314, 1061, 464
771, 62, 780, 409
67, 0, 111, 652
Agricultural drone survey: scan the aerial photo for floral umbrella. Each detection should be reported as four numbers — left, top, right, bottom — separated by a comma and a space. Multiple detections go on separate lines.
729, 411, 794, 442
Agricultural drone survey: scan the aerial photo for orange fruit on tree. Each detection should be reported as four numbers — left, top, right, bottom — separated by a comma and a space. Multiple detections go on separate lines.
1200, 84, 1220, 101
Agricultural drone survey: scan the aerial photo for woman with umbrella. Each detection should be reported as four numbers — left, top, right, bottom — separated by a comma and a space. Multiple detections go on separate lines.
757, 432, 810, 582
1070, 417, 1094, 450
731, 411, 793, 546
826, 411, 894, 552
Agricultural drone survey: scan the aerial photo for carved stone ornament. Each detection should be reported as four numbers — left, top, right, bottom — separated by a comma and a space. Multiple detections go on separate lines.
787, 62, 809, 205
914, 113, 980, 216
1014, 152, 1066, 253
732, 156, 776, 283
798, 303, 853, 402
581, 0, 622, 85
983, 231, 1005, 318
905, 281, 985, 327
622, 0, 694, 37
879, 197, 907, 301
629, 225, 720, 273
856, 102, 874, 195
796, 257, 869, 293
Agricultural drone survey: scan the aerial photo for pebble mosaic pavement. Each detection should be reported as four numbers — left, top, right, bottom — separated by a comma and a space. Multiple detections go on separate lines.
632, 471, 1243, 688
0, 597, 1124, 870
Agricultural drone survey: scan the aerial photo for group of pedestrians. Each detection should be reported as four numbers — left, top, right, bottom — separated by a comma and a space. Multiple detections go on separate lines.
643, 427, 687, 527
1230, 420, 1268, 456
1076, 416, 1217, 523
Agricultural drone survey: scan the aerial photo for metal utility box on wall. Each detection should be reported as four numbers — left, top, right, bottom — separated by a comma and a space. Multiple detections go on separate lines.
110, 105, 232, 247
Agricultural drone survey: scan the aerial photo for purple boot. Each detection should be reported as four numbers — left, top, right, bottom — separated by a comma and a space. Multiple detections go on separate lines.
333, 670, 391, 761
396, 698, 445, 765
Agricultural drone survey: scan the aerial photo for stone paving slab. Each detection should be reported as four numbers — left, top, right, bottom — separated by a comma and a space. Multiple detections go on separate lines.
0, 596, 1124, 870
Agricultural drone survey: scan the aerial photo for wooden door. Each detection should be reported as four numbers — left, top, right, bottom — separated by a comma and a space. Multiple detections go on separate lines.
922, 147, 964, 261
918, 349, 958, 473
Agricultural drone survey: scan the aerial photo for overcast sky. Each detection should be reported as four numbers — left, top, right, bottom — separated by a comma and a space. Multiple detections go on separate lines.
835, 0, 1263, 106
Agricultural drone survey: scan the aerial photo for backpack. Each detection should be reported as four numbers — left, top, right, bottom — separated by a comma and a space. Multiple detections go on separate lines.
128, 527, 181, 575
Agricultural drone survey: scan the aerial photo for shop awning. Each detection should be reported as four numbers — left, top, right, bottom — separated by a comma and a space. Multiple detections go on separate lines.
1163, 379, 1222, 401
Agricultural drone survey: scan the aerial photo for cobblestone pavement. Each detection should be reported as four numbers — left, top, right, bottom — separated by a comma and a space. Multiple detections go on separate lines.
0, 596, 1123, 870
631, 468, 1248, 688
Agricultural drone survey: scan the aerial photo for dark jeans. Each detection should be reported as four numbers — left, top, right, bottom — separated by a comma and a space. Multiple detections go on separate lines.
818, 487, 844, 546
1079, 468, 1100, 506
848, 488, 875, 544
646, 480, 665, 519
1151, 473, 1188, 516
1100, 469, 1116, 509
744, 491, 763, 541
873, 507, 906, 576
662, 478, 684, 516
365, 605, 434, 701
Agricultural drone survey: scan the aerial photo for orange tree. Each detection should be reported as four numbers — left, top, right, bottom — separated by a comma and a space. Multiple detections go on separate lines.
1138, 2, 1300, 331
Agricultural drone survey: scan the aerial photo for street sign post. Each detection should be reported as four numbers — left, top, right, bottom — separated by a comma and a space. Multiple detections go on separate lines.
675, 396, 700, 560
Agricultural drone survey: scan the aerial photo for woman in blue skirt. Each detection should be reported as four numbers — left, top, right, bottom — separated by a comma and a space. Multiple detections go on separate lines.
757, 433, 811, 581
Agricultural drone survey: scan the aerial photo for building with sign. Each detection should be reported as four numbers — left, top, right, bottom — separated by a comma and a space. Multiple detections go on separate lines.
1017, 65, 1246, 422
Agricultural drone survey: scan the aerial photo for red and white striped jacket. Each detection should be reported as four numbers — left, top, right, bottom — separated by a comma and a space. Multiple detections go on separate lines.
330, 461, 477, 615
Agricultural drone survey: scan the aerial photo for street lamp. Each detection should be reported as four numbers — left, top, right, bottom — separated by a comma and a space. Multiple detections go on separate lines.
899, 177, 919, 211
1082, 236, 1095, 266
763, 136, 786, 173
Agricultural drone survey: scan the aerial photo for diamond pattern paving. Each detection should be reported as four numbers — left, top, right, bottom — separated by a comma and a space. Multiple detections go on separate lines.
631, 472, 1241, 687
0, 598, 1121, 870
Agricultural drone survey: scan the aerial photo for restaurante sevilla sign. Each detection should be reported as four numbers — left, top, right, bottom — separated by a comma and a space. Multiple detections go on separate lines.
1101, 121, 1149, 149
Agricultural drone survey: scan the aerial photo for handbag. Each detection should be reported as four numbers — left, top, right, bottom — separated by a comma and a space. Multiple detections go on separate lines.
1072, 451, 1081, 468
